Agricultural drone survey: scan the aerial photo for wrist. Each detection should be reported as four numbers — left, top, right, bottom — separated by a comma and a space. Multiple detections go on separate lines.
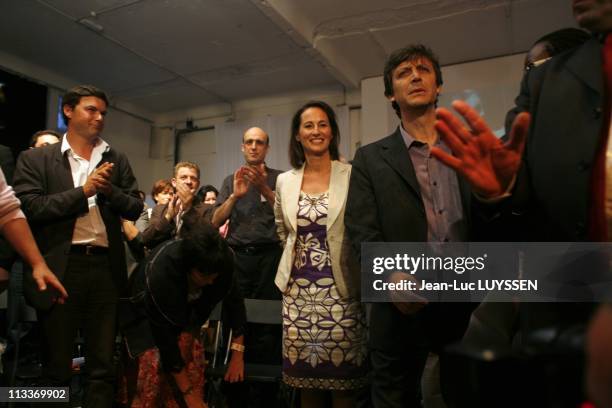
30, 260, 46, 270
230, 342, 245, 353
83, 185, 95, 198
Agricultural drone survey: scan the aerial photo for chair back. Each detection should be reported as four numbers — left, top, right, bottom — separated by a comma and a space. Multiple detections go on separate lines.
244, 298, 282, 325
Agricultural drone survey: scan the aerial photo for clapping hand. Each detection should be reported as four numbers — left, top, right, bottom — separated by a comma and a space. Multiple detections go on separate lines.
83, 162, 114, 197
241, 165, 267, 193
164, 195, 180, 222
233, 168, 250, 199
175, 180, 195, 211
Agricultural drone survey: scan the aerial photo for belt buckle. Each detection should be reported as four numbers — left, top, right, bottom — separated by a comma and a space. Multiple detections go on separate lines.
85, 245, 94, 256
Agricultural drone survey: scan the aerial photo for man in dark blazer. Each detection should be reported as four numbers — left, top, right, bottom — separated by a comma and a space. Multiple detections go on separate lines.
13, 84, 143, 407
345, 45, 475, 407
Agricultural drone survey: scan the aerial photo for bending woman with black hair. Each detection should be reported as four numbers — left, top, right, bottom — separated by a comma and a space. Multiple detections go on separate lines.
123, 213, 246, 408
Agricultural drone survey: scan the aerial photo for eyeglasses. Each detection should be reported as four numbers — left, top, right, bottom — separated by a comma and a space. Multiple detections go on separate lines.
524, 57, 552, 72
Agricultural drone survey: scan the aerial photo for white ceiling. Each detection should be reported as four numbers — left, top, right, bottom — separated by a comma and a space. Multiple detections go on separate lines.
0, 0, 574, 116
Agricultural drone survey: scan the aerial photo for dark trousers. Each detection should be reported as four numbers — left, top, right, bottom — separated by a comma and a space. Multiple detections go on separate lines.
227, 245, 282, 408
370, 346, 429, 408
231, 245, 282, 301
231, 245, 282, 362
37, 253, 118, 408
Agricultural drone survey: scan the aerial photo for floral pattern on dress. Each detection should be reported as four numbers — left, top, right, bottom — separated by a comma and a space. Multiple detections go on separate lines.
124, 332, 204, 408
297, 192, 328, 226
282, 191, 367, 390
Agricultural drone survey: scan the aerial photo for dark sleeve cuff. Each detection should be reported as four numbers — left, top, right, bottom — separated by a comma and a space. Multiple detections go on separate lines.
149, 320, 184, 373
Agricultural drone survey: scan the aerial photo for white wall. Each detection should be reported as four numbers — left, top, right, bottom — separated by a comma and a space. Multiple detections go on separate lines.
155, 86, 355, 190
178, 128, 218, 188
155, 53, 527, 186
101, 110, 161, 195
361, 76, 399, 147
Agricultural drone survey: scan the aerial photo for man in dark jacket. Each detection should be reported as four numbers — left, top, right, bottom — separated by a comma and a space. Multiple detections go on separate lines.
14, 84, 143, 407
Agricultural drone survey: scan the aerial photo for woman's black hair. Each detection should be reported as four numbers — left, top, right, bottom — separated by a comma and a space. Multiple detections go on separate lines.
180, 212, 232, 276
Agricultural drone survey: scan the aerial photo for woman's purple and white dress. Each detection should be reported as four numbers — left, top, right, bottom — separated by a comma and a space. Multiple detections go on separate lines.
282, 191, 367, 390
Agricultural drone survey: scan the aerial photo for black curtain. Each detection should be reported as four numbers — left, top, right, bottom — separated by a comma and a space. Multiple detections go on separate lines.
0, 69, 48, 159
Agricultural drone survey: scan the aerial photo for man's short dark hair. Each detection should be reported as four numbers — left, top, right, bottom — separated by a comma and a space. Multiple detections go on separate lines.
289, 100, 340, 169
383, 44, 443, 118
180, 212, 232, 277
61, 85, 109, 125
30, 129, 61, 148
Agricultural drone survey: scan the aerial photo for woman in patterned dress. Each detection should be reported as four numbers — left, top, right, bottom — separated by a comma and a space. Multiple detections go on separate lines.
274, 101, 366, 407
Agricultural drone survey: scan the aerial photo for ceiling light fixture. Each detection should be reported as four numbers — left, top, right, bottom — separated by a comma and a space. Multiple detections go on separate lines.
79, 18, 104, 33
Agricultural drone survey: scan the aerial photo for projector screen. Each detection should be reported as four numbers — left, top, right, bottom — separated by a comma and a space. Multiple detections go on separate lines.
439, 53, 525, 138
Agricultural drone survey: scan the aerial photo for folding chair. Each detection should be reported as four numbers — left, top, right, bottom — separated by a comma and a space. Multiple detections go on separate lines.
204, 298, 295, 407
203, 301, 227, 407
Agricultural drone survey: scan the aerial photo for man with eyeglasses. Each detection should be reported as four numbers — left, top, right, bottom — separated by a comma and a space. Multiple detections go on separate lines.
504, 27, 591, 135
523, 28, 590, 72
212, 126, 282, 407
212, 127, 282, 300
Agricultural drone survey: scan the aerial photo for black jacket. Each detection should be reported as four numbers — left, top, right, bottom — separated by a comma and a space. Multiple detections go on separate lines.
124, 239, 246, 372
13, 141, 142, 309
345, 130, 475, 352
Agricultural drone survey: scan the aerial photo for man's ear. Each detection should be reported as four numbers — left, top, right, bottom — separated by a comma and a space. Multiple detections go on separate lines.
171, 178, 177, 188
63, 105, 73, 120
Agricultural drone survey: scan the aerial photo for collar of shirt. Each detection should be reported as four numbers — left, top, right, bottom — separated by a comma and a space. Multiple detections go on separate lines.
399, 124, 445, 156
60, 134, 110, 159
